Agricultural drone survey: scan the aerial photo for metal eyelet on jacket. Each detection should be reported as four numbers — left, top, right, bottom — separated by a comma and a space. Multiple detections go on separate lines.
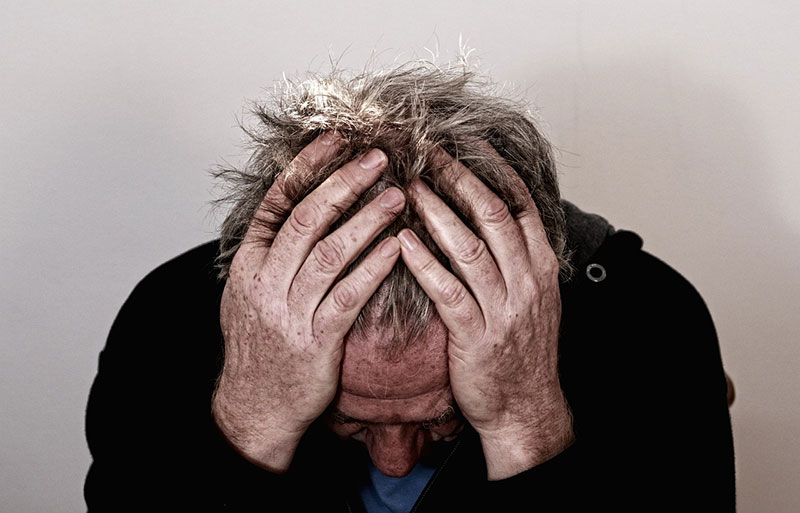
586, 263, 607, 283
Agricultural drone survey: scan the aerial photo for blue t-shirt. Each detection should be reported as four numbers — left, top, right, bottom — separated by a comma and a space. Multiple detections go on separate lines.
358, 457, 436, 513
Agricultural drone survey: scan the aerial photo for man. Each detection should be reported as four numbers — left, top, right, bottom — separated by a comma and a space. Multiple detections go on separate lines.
85, 63, 736, 511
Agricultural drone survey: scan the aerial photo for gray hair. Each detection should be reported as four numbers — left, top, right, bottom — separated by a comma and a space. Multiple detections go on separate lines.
214, 61, 568, 356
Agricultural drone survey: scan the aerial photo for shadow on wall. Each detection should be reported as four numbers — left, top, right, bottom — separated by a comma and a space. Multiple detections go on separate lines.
529, 57, 800, 512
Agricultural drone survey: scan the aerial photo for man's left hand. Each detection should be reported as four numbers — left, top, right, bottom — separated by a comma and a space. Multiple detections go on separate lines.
398, 148, 575, 480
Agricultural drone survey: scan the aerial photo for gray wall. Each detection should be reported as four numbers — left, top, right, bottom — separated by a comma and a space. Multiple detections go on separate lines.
2, 1, 798, 511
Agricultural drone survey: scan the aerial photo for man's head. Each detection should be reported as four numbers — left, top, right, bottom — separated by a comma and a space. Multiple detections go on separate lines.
331, 318, 456, 477
215, 61, 567, 476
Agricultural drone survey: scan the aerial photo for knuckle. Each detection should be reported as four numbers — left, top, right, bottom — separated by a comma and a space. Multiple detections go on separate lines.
479, 195, 511, 225
418, 253, 441, 275
539, 249, 560, 278
269, 174, 288, 197
249, 213, 280, 242
292, 152, 314, 173
456, 236, 488, 265
331, 281, 359, 311
439, 277, 468, 308
288, 202, 319, 235
312, 237, 346, 273
358, 257, 382, 282
262, 181, 288, 210
548, 256, 560, 276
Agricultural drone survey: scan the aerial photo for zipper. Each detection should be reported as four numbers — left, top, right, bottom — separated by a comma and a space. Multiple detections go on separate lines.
408, 435, 465, 513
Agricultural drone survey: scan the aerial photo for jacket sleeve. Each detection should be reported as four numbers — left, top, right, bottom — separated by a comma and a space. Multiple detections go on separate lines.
83, 247, 302, 511
480, 247, 736, 511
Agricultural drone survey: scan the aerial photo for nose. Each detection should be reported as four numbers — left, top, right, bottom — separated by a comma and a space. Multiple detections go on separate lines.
365, 424, 425, 477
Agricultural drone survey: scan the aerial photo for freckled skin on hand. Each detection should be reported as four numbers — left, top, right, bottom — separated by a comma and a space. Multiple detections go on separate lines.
212, 135, 404, 473
215, 137, 572, 480
398, 148, 574, 480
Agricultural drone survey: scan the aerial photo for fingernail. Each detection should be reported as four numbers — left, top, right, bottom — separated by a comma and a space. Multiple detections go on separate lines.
321, 131, 340, 145
398, 230, 418, 250
359, 149, 386, 169
380, 237, 400, 257
379, 187, 404, 209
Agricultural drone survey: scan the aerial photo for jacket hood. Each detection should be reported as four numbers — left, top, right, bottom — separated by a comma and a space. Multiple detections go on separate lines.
561, 199, 617, 271
560, 200, 645, 286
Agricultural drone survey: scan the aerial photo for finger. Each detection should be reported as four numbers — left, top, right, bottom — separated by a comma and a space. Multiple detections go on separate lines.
314, 237, 401, 341
471, 142, 551, 253
266, 147, 389, 286
240, 131, 344, 258
407, 177, 505, 304
290, 187, 405, 309
397, 229, 485, 341
430, 148, 532, 282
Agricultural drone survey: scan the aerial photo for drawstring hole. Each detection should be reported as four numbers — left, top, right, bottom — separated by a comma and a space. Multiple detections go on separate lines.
586, 263, 607, 283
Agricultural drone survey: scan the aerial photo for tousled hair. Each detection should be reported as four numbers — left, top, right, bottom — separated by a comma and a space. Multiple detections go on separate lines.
214, 61, 568, 356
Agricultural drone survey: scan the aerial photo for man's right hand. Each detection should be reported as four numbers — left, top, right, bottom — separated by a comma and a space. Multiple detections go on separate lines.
212, 132, 404, 472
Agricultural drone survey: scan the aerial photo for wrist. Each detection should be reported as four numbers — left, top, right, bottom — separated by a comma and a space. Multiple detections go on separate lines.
479, 399, 575, 480
212, 392, 306, 473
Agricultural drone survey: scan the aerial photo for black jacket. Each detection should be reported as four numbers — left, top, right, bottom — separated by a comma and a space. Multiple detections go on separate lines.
85, 204, 736, 511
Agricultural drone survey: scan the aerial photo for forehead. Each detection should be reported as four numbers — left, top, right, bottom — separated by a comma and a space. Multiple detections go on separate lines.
336, 321, 450, 422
